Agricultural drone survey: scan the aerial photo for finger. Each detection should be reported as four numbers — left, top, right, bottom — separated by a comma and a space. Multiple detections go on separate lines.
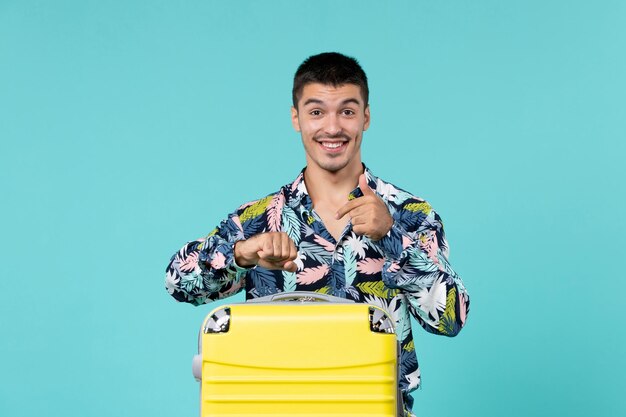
350, 213, 363, 225
336, 198, 365, 219
359, 174, 375, 196
257, 259, 286, 270
260, 258, 297, 272
259, 252, 285, 262
257, 235, 275, 260
283, 260, 298, 273
352, 223, 366, 236
288, 240, 298, 261
272, 234, 282, 258
348, 205, 366, 219
262, 237, 274, 257
256, 249, 270, 261
281, 234, 291, 259
351, 215, 370, 231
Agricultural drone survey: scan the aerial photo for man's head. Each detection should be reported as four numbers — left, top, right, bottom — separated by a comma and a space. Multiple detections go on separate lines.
291, 52, 370, 175
292, 52, 369, 109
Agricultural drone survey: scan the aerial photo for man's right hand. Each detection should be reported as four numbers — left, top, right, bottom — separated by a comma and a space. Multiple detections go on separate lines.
234, 232, 298, 272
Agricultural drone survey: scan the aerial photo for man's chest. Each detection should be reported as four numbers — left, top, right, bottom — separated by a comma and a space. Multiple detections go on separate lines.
310, 206, 350, 243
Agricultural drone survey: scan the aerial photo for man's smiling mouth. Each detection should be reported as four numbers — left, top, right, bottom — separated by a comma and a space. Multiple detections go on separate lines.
319, 141, 347, 152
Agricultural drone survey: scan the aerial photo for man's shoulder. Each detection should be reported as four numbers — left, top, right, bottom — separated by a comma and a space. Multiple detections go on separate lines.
233, 187, 286, 216
231, 178, 299, 222
230, 170, 304, 222
372, 174, 441, 233
372, 174, 430, 209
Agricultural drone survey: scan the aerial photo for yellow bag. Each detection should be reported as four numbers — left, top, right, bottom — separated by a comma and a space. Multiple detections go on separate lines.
192, 292, 400, 416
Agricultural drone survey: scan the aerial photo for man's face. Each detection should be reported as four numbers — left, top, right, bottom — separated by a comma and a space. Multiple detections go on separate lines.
291, 83, 370, 175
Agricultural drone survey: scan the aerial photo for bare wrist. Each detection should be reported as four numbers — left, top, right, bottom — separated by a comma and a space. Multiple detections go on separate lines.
234, 240, 257, 268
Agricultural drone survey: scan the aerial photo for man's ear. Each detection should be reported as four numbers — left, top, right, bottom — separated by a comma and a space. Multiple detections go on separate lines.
363, 105, 371, 131
291, 106, 301, 132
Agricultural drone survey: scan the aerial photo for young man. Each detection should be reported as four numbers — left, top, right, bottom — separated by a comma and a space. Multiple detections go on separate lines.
166, 52, 470, 416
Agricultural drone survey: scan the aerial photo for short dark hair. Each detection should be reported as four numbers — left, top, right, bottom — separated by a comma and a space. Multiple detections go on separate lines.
292, 52, 369, 108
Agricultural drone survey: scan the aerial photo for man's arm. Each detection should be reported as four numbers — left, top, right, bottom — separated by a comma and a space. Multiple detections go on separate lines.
373, 204, 469, 337
337, 175, 469, 336
166, 203, 298, 305
165, 212, 249, 305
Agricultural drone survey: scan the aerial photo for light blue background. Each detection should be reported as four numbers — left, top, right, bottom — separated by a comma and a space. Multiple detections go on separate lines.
1, 1, 625, 416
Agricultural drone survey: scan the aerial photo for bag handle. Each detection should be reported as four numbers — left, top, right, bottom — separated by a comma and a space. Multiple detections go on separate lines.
248, 291, 354, 304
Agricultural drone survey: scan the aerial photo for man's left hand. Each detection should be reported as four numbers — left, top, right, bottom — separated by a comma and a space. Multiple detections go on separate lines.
336, 174, 393, 241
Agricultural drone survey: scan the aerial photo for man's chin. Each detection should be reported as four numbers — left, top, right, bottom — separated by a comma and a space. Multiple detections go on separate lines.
305, 151, 356, 174
317, 160, 349, 173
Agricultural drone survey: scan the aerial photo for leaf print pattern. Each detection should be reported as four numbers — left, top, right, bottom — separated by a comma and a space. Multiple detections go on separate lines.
345, 232, 367, 259
344, 246, 356, 287
357, 257, 385, 274
438, 287, 459, 335
239, 196, 272, 223
165, 269, 179, 295
282, 270, 297, 292
404, 201, 432, 215
296, 264, 329, 285
165, 165, 470, 415
209, 251, 226, 269
329, 260, 346, 298
375, 178, 400, 201
249, 268, 278, 297
313, 234, 335, 252
396, 301, 412, 342
415, 275, 447, 324
281, 206, 301, 244
242, 212, 265, 238
179, 251, 199, 273
267, 193, 285, 232
408, 250, 440, 273
299, 241, 333, 264
418, 229, 440, 266
459, 291, 468, 325
356, 280, 399, 299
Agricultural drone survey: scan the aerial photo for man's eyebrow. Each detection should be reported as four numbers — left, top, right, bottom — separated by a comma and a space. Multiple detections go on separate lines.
302, 98, 362, 107
302, 98, 324, 106
341, 98, 361, 106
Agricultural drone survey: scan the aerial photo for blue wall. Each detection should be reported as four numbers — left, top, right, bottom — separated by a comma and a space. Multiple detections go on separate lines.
1, 1, 624, 416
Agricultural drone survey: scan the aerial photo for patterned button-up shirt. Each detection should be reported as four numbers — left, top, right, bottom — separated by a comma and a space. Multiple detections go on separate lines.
166, 165, 470, 415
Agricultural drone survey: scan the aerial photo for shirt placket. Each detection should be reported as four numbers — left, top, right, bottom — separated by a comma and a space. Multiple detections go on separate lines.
307, 206, 355, 297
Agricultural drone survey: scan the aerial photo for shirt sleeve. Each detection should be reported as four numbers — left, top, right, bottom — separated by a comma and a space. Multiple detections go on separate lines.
372, 202, 470, 337
165, 211, 251, 306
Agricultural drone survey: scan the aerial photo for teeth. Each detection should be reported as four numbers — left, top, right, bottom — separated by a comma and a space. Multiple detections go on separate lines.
322, 142, 343, 149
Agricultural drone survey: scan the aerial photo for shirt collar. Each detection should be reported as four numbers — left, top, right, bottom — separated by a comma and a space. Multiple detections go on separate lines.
286, 163, 380, 211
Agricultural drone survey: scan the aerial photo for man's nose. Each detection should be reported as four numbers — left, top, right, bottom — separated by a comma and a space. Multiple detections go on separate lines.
324, 114, 341, 136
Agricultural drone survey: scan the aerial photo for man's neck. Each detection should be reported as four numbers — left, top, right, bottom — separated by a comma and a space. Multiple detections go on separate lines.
303, 162, 364, 209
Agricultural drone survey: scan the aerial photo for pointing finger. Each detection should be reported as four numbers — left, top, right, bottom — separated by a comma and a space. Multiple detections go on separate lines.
336, 198, 364, 220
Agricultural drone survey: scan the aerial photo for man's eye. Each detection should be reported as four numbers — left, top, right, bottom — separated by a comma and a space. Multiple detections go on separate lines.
310, 110, 322, 116
342, 109, 355, 116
